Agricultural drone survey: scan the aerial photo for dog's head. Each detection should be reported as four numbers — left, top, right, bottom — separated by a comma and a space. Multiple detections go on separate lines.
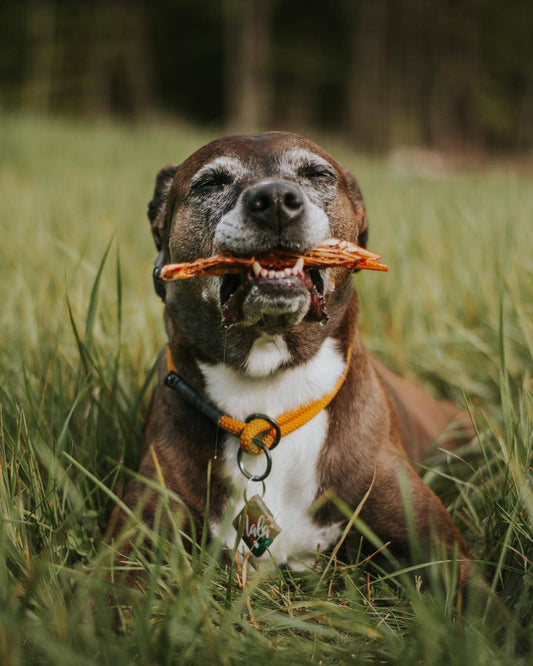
149, 132, 368, 369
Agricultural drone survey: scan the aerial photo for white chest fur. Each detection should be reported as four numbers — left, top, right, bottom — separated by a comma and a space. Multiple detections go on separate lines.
200, 336, 345, 569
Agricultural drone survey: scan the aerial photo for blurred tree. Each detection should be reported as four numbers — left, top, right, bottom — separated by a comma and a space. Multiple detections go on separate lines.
223, 0, 276, 132
144, 0, 224, 125
271, 0, 346, 132
422, 0, 482, 149
22, 0, 55, 113
344, 0, 390, 150
82, 0, 156, 117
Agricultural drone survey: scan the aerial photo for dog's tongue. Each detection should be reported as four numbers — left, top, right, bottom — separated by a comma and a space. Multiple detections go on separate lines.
221, 283, 248, 325
306, 283, 329, 324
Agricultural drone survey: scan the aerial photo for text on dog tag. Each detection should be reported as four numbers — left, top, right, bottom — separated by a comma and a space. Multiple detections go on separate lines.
233, 494, 281, 557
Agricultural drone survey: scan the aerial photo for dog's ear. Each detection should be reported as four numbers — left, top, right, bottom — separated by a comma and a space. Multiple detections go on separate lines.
147, 164, 179, 251
340, 165, 369, 249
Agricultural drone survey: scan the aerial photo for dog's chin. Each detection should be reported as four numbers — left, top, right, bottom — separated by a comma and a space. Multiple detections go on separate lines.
242, 280, 311, 333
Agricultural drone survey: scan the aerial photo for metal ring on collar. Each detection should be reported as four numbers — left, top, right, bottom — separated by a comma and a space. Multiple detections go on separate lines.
245, 413, 281, 450
237, 442, 272, 482
243, 478, 266, 503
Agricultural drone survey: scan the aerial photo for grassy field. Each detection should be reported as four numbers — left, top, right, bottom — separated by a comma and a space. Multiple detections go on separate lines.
0, 113, 532, 665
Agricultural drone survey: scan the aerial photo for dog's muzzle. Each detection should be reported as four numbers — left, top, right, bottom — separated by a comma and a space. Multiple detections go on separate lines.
215, 180, 330, 333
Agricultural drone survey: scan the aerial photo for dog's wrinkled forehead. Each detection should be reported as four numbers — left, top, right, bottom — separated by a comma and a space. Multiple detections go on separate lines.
187, 148, 337, 214
277, 147, 337, 175
173, 133, 341, 195
191, 155, 246, 186
189, 148, 335, 183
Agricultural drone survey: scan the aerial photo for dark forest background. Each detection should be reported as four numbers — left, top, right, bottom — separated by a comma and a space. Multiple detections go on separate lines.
1, 0, 532, 154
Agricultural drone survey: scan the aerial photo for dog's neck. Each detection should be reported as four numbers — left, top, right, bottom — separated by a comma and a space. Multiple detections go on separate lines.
198, 335, 348, 422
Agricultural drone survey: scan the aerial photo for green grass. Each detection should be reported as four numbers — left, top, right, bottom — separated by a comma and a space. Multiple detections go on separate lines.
1, 113, 532, 664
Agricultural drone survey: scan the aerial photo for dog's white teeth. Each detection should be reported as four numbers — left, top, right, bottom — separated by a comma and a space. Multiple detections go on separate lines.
253, 258, 305, 279
294, 257, 304, 274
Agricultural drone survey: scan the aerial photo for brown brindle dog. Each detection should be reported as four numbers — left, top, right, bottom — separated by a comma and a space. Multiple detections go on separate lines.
107, 132, 471, 583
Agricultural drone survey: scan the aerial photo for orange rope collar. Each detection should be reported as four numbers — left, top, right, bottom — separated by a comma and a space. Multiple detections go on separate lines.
166, 345, 351, 456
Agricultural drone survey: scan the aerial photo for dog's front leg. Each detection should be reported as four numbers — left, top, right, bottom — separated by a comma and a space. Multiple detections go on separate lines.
357, 451, 472, 588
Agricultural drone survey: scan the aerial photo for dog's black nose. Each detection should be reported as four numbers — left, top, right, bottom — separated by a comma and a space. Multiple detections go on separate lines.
244, 181, 304, 231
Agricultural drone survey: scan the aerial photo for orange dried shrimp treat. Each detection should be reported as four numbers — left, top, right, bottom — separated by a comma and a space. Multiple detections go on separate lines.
158, 238, 387, 280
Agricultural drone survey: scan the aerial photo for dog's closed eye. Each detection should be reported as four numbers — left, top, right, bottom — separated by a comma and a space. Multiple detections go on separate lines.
190, 169, 235, 194
297, 163, 337, 182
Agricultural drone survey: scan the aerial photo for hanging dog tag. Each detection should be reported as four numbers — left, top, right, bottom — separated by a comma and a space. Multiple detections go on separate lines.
233, 494, 281, 557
